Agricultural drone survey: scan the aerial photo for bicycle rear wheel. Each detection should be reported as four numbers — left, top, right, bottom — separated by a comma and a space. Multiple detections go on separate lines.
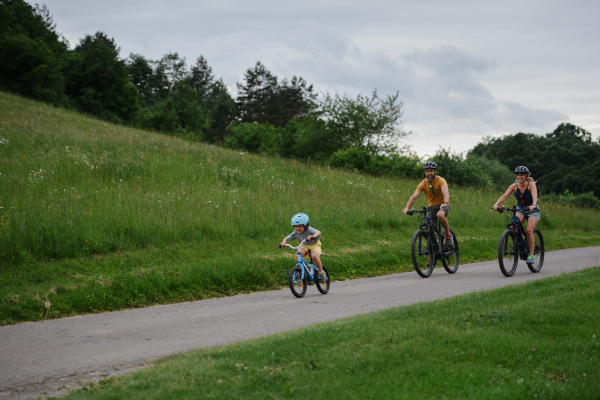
498, 230, 518, 277
527, 228, 545, 273
288, 267, 307, 298
316, 266, 330, 294
441, 229, 459, 274
411, 230, 435, 278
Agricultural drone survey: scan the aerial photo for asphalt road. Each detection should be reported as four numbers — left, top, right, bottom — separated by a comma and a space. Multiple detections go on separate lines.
1, 246, 599, 398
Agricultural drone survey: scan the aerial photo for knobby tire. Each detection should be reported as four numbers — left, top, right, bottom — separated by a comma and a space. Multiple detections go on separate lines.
411, 230, 435, 278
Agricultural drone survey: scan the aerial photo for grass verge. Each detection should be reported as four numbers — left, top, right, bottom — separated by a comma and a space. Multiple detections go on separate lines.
60, 266, 600, 399
2, 90, 600, 325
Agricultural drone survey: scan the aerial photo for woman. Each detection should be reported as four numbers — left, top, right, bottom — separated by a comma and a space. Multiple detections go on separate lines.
492, 166, 541, 264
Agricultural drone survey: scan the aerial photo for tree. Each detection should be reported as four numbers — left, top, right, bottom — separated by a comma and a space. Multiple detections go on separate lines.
64, 31, 139, 122
203, 79, 237, 143
187, 55, 214, 97
151, 53, 187, 101
319, 90, 410, 155
236, 62, 318, 127
278, 76, 317, 123
469, 123, 600, 196
0, 0, 68, 104
126, 53, 154, 107
236, 62, 279, 125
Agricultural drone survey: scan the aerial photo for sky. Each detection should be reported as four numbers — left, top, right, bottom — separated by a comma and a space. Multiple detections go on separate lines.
31, 0, 600, 156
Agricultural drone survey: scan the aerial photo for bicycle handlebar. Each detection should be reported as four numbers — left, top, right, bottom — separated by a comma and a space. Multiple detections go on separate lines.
406, 206, 440, 216
279, 236, 320, 249
492, 206, 530, 213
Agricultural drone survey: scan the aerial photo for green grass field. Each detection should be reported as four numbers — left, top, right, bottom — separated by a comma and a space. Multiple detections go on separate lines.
1, 90, 600, 325
59, 266, 600, 400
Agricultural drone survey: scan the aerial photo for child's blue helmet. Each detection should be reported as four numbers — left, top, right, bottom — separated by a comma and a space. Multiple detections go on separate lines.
291, 213, 309, 227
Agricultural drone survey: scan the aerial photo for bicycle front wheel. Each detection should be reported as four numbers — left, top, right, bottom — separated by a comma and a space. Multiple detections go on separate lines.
498, 230, 518, 277
316, 266, 330, 294
527, 228, 545, 273
441, 229, 459, 274
411, 230, 434, 278
288, 267, 307, 298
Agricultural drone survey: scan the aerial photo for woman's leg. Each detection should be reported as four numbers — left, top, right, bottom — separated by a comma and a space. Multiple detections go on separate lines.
525, 216, 539, 255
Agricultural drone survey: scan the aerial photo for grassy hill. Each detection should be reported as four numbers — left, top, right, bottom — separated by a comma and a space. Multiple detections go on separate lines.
1, 90, 600, 325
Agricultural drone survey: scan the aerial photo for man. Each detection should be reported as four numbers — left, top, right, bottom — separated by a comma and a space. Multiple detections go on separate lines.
402, 161, 453, 246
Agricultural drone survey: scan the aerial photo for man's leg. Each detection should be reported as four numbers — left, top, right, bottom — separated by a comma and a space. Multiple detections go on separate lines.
437, 210, 450, 236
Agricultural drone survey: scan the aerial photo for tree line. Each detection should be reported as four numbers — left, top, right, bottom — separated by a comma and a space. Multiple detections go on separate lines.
0, 1, 407, 155
1, 0, 599, 207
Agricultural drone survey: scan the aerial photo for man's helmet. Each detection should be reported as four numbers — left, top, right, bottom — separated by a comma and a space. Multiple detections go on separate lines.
514, 166, 530, 176
423, 161, 437, 170
291, 213, 309, 227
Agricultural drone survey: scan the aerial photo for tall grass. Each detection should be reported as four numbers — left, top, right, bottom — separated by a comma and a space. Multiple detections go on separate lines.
1, 90, 600, 324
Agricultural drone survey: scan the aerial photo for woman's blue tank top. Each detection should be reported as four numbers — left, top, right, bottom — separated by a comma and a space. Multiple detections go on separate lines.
515, 182, 534, 207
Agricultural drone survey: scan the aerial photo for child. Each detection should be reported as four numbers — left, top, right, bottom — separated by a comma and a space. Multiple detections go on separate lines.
280, 213, 326, 283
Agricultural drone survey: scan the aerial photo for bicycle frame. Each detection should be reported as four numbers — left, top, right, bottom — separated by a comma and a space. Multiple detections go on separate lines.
284, 240, 321, 283
416, 207, 454, 260
499, 207, 532, 259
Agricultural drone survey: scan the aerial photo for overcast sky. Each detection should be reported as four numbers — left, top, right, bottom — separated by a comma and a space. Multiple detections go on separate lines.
32, 0, 600, 156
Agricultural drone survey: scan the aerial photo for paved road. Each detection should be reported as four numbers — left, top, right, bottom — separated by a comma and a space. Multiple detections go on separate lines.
1, 246, 599, 398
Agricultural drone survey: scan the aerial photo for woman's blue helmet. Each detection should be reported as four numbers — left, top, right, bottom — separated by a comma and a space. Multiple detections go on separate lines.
291, 213, 309, 227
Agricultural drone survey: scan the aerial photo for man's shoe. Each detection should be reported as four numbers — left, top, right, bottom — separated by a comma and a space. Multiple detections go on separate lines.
445, 234, 453, 247
526, 254, 536, 264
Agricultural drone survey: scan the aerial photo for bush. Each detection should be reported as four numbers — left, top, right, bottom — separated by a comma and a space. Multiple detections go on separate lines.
469, 155, 514, 191
429, 149, 514, 189
431, 149, 491, 187
373, 154, 422, 178
224, 122, 279, 154
329, 148, 373, 172
328, 148, 422, 178
543, 190, 600, 210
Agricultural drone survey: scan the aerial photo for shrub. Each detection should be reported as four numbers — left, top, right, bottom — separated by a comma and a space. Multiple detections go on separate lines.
328, 148, 422, 178
329, 148, 373, 172
543, 190, 600, 210
224, 122, 279, 154
431, 149, 491, 187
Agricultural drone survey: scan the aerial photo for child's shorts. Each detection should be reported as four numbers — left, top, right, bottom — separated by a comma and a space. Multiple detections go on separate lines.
301, 241, 322, 256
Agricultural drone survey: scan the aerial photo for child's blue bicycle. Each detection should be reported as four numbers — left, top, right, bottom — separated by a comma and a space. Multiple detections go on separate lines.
280, 239, 330, 298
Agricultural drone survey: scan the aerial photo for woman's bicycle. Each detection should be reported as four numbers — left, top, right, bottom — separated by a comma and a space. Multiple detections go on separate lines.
407, 206, 459, 278
494, 206, 544, 277
280, 238, 330, 298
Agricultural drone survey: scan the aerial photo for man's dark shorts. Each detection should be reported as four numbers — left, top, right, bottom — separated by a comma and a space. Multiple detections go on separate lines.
426, 204, 451, 221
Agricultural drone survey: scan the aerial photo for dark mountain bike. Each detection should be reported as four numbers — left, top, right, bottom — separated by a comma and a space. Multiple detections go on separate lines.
494, 206, 545, 277
407, 206, 459, 278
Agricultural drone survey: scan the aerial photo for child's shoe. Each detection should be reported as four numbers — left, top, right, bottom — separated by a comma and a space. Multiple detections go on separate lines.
526, 254, 536, 264
318, 271, 327, 283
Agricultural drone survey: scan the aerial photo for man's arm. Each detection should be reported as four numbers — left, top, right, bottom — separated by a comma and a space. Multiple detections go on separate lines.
402, 190, 422, 215
441, 185, 449, 210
